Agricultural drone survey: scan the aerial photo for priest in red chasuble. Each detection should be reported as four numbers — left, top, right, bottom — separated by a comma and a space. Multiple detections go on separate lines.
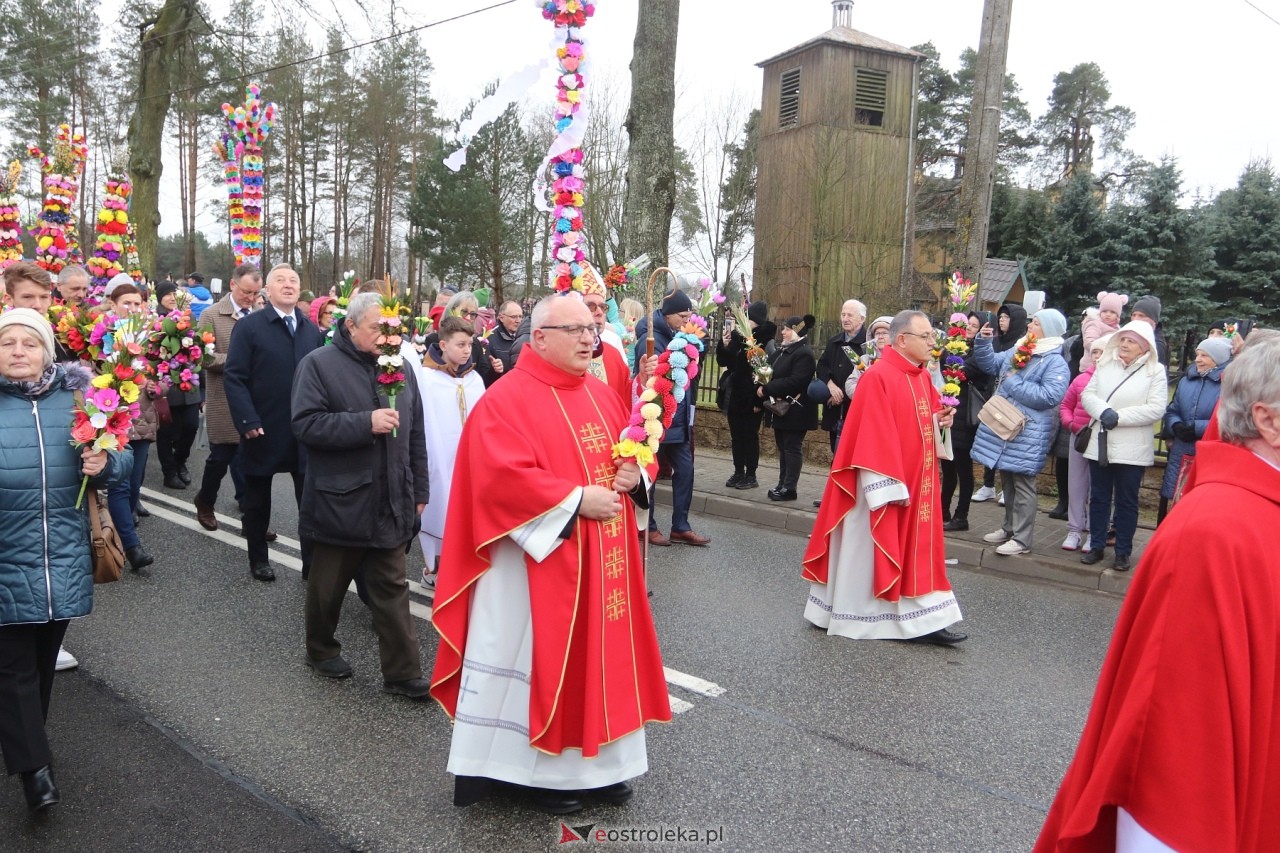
802, 310, 967, 645
1036, 334, 1280, 853
429, 295, 670, 816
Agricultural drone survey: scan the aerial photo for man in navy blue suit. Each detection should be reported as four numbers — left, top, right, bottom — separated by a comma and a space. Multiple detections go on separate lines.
224, 263, 324, 581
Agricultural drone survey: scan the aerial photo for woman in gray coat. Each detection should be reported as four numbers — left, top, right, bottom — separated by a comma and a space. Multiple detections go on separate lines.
0, 309, 129, 812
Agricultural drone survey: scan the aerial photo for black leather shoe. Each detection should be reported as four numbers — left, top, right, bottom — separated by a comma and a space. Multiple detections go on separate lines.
906, 627, 968, 646
177, 465, 191, 485
943, 518, 969, 532
527, 787, 584, 815
21, 765, 59, 812
306, 655, 353, 678
453, 775, 492, 807
1112, 554, 1131, 571
1080, 549, 1106, 565
1047, 505, 1069, 520
249, 562, 276, 582
126, 545, 154, 571
813, 499, 822, 508
725, 473, 743, 488
135, 504, 151, 518
163, 473, 186, 489
382, 677, 431, 699
265, 530, 278, 542
767, 489, 797, 501
590, 781, 633, 805
735, 476, 759, 490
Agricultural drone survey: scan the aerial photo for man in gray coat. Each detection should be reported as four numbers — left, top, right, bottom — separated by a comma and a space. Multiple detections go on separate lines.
291, 292, 430, 698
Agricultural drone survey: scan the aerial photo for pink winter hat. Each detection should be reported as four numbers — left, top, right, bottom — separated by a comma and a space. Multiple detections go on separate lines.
1097, 291, 1128, 316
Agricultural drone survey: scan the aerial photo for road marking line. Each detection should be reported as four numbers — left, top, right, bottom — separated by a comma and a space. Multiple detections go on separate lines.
663, 667, 727, 697
140, 487, 303, 550
144, 497, 711, 708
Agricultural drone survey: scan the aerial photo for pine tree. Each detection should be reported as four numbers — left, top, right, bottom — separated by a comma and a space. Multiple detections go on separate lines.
1207, 160, 1280, 327
1026, 173, 1109, 314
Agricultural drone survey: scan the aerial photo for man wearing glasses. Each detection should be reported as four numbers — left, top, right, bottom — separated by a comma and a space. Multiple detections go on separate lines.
487, 300, 525, 375
430, 295, 670, 815
802, 310, 967, 646
632, 288, 710, 547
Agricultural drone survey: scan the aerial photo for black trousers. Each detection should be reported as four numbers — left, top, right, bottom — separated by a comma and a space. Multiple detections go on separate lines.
774, 429, 806, 491
196, 442, 246, 509
0, 620, 68, 775
305, 543, 422, 682
156, 403, 201, 475
941, 428, 977, 521
726, 409, 763, 476
241, 470, 311, 570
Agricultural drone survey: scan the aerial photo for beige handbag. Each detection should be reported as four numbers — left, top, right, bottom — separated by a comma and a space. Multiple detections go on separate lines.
977, 394, 1027, 442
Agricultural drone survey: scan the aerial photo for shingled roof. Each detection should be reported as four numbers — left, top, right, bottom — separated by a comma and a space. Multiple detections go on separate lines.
980, 258, 1028, 305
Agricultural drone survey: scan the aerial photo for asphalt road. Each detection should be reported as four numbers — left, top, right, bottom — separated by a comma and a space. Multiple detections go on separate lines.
7, 446, 1123, 851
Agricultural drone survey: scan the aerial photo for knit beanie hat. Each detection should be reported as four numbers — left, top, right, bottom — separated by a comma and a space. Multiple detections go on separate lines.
1034, 308, 1068, 339
0, 307, 55, 365
1131, 294, 1162, 324
660, 287, 693, 315
783, 314, 816, 335
153, 280, 179, 304
1096, 291, 1128, 316
1196, 336, 1232, 367
747, 300, 769, 325
869, 315, 893, 334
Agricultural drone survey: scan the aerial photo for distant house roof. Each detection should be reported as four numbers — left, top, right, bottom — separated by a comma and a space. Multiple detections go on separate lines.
981, 258, 1028, 305
757, 26, 926, 68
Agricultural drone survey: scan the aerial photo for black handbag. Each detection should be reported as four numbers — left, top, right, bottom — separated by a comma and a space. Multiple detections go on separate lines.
1074, 425, 1092, 454
763, 396, 794, 417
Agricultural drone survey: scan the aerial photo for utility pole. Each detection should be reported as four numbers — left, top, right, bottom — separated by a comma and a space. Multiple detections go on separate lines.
956, 0, 1013, 290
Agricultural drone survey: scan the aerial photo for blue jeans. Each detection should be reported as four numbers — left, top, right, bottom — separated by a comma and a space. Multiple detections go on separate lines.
649, 440, 694, 534
1088, 461, 1145, 557
108, 440, 151, 550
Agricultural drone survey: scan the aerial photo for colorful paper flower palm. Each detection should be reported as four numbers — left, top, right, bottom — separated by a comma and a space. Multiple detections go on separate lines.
86, 166, 132, 295
28, 124, 89, 274
0, 161, 23, 271
375, 294, 407, 436
612, 326, 704, 467
541, 0, 595, 293
219, 83, 277, 267
147, 308, 215, 393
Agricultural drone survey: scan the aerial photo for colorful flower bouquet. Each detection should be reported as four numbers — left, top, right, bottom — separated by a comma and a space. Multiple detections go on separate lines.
375, 295, 407, 436
324, 270, 358, 344
692, 276, 727, 316
68, 314, 148, 507
728, 301, 772, 384
50, 302, 98, 361
147, 308, 215, 393
1012, 334, 1036, 372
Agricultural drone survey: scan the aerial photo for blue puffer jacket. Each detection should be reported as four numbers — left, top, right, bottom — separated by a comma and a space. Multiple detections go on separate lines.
971, 336, 1070, 476
1160, 361, 1225, 499
0, 368, 131, 626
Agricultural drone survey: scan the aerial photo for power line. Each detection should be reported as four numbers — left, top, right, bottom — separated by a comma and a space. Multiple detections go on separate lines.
1242, 0, 1280, 27
23, 0, 519, 126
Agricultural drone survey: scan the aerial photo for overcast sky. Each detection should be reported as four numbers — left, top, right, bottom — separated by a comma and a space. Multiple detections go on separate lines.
412, 0, 1277, 198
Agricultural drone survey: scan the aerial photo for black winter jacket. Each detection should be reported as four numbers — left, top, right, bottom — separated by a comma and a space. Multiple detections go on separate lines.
762, 338, 818, 432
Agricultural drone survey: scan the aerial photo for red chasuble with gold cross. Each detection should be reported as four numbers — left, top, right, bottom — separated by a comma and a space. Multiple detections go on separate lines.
802, 346, 950, 601
429, 351, 670, 757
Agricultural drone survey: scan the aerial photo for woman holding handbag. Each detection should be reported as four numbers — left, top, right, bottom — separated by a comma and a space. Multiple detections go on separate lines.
757, 314, 818, 501
941, 312, 995, 531
971, 309, 1072, 556
0, 309, 130, 812
1079, 322, 1168, 570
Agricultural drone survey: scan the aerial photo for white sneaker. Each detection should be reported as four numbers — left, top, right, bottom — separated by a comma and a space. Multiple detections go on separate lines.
996, 539, 1030, 556
997, 491, 1006, 506
1062, 532, 1082, 551
55, 646, 78, 672
421, 570, 436, 590
982, 529, 1011, 544
972, 485, 996, 502
1082, 534, 1091, 552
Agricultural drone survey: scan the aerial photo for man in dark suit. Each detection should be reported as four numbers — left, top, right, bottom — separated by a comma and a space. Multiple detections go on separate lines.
224, 263, 324, 581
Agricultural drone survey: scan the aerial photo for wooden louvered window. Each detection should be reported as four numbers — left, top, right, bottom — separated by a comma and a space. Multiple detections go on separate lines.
779, 67, 801, 128
854, 67, 887, 127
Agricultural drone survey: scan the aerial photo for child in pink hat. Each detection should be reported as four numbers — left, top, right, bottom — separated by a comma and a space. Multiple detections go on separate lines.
1080, 291, 1127, 369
